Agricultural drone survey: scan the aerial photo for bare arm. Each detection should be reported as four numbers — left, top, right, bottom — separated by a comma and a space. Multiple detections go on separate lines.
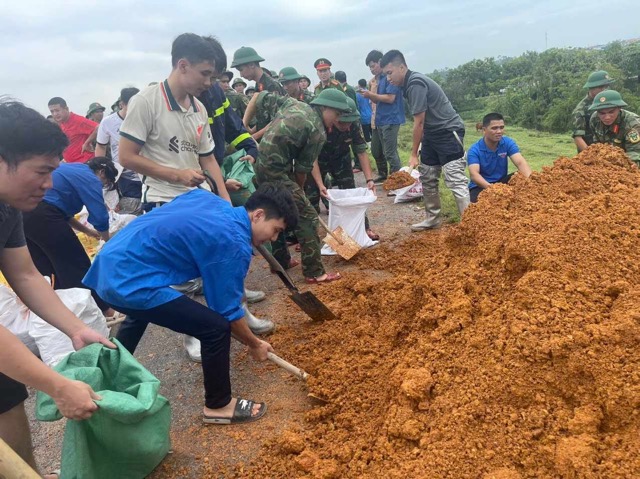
573, 136, 588, 152
468, 164, 491, 189
199, 154, 231, 203
410, 112, 425, 168
243, 94, 259, 129
510, 152, 532, 178
68, 217, 102, 240
357, 152, 377, 194
230, 318, 273, 361
311, 161, 328, 198
94, 143, 108, 157
363, 90, 395, 104
119, 136, 205, 187
81, 126, 99, 153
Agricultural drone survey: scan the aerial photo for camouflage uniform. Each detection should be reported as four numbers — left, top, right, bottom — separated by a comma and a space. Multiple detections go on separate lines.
225, 89, 249, 119
296, 90, 315, 104
257, 72, 286, 96
589, 109, 640, 166
572, 95, 596, 146
304, 121, 371, 229
254, 91, 298, 132
255, 102, 327, 277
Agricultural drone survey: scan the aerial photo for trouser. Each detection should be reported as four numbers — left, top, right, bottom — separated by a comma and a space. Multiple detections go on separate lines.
304, 153, 370, 230
113, 296, 231, 409
255, 167, 325, 278
22, 202, 110, 312
379, 124, 402, 175
361, 124, 372, 143
469, 173, 513, 203
0, 373, 28, 414
419, 128, 470, 221
371, 127, 386, 177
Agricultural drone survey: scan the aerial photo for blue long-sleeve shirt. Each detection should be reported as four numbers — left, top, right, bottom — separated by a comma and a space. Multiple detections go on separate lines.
83, 189, 252, 320
43, 163, 109, 232
356, 92, 372, 125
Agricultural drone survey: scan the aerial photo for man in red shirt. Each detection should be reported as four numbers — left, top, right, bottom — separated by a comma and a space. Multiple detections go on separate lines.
48, 97, 97, 163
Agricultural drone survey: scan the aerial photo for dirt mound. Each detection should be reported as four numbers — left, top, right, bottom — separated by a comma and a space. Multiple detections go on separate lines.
243, 145, 640, 478
383, 171, 416, 191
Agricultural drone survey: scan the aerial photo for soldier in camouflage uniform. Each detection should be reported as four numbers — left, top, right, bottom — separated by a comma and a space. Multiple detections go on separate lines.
572, 70, 615, 152
231, 46, 286, 96
313, 58, 342, 95
255, 89, 351, 283
279, 67, 314, 104
232, 78, 247, 94
300, 75, 312, 92
305, 98, 380, 240
588, 90, 640, 165
244, 91, 297, 141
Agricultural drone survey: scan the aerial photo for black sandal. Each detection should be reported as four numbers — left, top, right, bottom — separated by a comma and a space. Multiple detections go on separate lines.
202, 399, 267, 425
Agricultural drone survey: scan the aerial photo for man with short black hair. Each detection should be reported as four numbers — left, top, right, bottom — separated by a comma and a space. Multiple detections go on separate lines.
363, 50, 404, 181
0, 100, 114, 478
380, 49, 469, 231
48, 97, 98, 163
84, 184, 297, 425
95, 87, 142, 214
231, 47, 286, 96
467, 113, 531, 203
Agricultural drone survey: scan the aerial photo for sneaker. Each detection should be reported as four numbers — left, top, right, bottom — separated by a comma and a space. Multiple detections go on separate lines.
410, 219, 442, 232
245, 288, 266, 304
184, 335, 202, 363
244, 303, 274, 335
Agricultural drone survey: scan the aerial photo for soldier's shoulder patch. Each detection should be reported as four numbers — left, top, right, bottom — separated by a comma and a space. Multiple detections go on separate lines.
627, 129, 640, 144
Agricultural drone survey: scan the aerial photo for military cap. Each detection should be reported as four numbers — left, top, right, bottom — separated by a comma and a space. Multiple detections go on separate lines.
314, 58, 332, 70
269, 70, 278, 78
338, 98, 360, 122
219, 71, 233, 82
310, 89, 350, 111
588, 90, 628, 111
232, 77, 247, 88
279, 67, 304, 83
231, 46, 265, 68
245, 86, 256, 94
583, 70, 615, 89
86, 102, 105, 116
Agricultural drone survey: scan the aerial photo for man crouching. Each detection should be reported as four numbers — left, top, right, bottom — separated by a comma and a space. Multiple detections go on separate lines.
83, 183, 298, 424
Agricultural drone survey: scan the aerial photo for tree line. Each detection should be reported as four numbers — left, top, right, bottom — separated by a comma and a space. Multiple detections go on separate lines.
428, 40, 640, 132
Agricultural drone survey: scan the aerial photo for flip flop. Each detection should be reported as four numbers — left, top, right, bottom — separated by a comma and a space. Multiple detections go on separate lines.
366, 229, 380, 241
305, 272, 342, 284
203, 399, 267, 425
270, 258, 300, 273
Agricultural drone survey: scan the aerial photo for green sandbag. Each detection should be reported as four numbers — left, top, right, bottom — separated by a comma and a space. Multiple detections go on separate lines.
36, 339, 171, 479
222, 148, 256, 193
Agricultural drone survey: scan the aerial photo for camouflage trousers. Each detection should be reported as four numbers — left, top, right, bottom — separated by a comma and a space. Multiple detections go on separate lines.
304, 153, 370, 229
255, 165, 324, 278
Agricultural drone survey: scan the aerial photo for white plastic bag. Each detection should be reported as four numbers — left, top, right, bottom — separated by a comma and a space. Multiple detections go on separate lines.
0, 285, 38, 354
28, 288, 109, 366
321, 188, 378, 256
392, 166, 423, 203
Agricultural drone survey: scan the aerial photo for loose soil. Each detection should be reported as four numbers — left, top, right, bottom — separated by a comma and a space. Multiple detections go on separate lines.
30, 145, 640, 478
383, 171, 416, 191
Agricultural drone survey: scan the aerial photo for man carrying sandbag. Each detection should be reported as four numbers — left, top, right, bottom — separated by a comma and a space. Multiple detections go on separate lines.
0, 100, 114, 479
84, 183, 298, 424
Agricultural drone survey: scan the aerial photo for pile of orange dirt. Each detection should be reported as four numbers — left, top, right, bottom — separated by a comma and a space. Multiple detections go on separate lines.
383, 170, 416, 191
241, 144, 640, 478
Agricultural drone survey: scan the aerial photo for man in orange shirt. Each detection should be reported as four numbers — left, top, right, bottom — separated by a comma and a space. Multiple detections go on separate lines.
48, 97, 97, 163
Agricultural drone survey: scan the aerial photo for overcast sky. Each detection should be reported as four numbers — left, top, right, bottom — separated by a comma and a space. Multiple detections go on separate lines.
1, 0, 637, 117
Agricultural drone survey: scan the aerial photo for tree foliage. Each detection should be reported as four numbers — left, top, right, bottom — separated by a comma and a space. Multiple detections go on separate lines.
428, 41, 640, 132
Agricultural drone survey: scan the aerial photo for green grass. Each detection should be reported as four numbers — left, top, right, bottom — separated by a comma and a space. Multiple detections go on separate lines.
389, 121, 577, 222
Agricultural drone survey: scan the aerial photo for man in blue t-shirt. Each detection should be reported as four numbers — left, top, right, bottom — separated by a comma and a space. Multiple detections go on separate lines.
467, 112, 532, 203
84, 184, 298, 424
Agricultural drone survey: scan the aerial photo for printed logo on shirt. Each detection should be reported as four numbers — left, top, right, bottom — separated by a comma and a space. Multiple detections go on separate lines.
498, 152, 507, 158
168, 136, 199, 154
196, 123, 204, 143
169, 136, 179, 153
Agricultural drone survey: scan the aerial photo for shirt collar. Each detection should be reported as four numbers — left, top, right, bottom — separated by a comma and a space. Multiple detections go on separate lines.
161, 79, 198, 112
402, 69, 413, 90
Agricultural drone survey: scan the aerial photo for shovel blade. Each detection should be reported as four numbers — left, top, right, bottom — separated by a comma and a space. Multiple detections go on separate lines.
290, 291, 337, 322
322, 226, 361, 260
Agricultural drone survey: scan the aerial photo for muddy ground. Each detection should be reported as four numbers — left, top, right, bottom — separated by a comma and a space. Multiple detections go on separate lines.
29, 176, 429, 478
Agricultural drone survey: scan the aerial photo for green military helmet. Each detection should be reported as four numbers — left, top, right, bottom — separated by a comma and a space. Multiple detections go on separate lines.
583, 70, 615, 89
269, 70, 278, 78
588, 90, 628, 111
230, 46, 265, 68
279, 67, 303, 83
310, 89, 350, 111
232, 77, 247, 88
86, 102, 105, 116
338, 98, 360, 122
300, 74, 311, 83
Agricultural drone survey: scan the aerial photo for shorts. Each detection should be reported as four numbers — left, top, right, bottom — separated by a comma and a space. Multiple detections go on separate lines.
421, 128, 465, 166
0, 372, 28, 414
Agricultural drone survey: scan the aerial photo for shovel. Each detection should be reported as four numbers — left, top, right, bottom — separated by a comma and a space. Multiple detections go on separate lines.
316, 215, 361, 261
256, 244, 336, 322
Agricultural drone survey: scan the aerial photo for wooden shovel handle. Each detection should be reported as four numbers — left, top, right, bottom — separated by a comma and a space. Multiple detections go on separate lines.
316, 216, 344, 245
0, 438, 40, 478
268, 352, 309, 381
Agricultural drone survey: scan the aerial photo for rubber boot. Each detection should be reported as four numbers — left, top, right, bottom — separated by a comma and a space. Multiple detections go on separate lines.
184, 335, 202, 363
443, 157, 471, 220
411, 164, 442, 231
245, 288, 266, 304
244, 303, 274, 335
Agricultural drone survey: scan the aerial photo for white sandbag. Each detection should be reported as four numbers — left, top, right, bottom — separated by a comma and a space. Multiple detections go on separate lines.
0, 285, 38, 354
393, 166, 423, 203
28, 288, 109, 367
321, 188, 377, 256
108, 211, 136, 235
